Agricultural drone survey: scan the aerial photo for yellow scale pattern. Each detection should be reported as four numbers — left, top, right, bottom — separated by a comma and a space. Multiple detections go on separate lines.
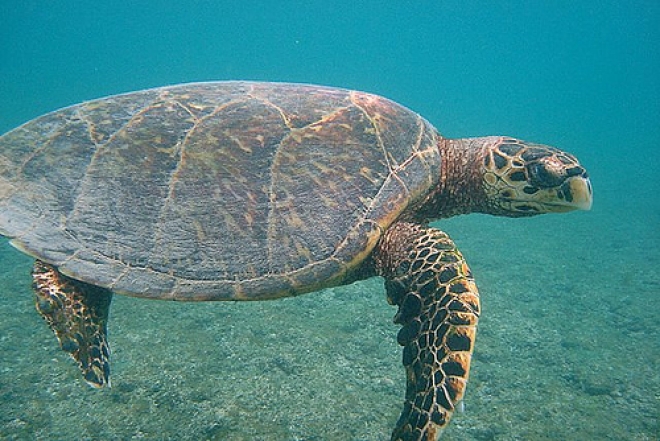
375, 222, 480, 440
32, 260, 113, 388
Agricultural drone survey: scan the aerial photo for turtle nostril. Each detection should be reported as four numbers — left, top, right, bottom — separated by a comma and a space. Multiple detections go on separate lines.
565, 166, 584, 178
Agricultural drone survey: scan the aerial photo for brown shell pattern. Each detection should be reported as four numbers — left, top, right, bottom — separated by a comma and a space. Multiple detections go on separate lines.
0, 82, 441, 300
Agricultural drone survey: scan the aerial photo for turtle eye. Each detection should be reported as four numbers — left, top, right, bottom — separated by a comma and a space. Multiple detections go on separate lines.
526, 160, 565, 188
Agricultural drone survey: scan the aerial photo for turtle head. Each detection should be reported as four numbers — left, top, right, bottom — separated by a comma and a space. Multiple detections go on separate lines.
478, 137, 592, 217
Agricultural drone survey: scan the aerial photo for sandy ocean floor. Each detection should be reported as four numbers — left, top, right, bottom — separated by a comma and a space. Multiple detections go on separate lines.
1, 200, 657, 440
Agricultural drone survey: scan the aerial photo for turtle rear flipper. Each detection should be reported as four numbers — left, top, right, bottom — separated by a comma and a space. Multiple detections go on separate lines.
375, 222, 480, 441
32, 261, 113, 387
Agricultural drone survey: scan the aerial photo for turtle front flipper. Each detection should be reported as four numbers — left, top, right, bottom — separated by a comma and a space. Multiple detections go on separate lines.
32, 260, 113, 387
375, 222, 480, 441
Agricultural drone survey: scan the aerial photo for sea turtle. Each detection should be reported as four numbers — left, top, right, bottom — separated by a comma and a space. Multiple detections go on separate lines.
0, 81, 592, 440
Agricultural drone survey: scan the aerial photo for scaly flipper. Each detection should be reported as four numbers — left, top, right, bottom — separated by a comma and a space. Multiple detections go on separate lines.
32, 260, 113, 387
375, 222, 480, 441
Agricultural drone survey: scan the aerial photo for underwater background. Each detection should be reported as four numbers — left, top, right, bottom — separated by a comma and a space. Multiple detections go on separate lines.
0, 1, 657, 440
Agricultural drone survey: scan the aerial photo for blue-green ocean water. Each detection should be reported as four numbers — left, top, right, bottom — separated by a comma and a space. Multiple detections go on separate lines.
0, 2, 658, 440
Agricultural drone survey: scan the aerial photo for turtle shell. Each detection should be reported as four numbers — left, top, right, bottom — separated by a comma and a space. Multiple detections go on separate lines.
0, 82, 441, 300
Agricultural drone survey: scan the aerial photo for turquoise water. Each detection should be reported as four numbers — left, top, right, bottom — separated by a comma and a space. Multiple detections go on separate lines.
1, 2, 658, 440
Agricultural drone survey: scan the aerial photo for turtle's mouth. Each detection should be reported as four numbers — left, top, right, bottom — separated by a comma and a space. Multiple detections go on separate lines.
537, 176, 593, 212
500, 176, 593, 216
561, 176, 592, 211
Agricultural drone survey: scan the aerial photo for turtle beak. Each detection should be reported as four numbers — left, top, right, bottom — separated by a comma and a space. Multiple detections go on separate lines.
564, 175, 593, 211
